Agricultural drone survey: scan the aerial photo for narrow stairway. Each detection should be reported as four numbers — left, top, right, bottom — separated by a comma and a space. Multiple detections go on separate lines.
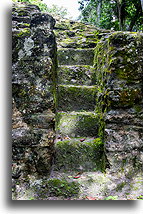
53, 20, 105, 175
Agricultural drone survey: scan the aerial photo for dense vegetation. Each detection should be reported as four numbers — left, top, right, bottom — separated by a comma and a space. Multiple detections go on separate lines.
78, 0, 143, 31
13, 0, 143, 31
12, 0, 68, 18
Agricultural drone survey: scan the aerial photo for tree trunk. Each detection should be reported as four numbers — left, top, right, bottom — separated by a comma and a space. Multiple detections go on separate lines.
116, 0, 122, 30
97, 0, 102, 24
141, 0, 143, 11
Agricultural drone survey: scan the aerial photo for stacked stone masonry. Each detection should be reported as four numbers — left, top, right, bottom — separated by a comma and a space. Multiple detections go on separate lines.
12, 3, 57, 180
94, 32, 143, 174
12, 3, 143, 200
54, 20, 107, 172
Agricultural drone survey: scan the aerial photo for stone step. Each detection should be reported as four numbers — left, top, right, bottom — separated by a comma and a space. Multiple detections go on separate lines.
54, 137, 104, 172
56, 111, 98, 137
57, 85, 97, 111
57, 65, 96, 85
57, 48, 94, 65
59, 37, 97, 49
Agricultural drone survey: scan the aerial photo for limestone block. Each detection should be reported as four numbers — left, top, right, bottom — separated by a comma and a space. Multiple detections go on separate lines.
56, 112, 98, 137
57, 65, 96, 85
12, 2, 56, 178
12, 57, 53, 84
94, 32, 143, 171
12, 83, 54, 116
57, 85, 97, 111
54, 138, 104, 172
58, 48, 94, 65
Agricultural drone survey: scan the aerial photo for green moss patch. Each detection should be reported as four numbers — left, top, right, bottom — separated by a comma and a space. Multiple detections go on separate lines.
54, 137, 104, 172
46, 178, 80, 198
17, 28, 31, 37
56, 111, 99, 137
57, 85, 97, 111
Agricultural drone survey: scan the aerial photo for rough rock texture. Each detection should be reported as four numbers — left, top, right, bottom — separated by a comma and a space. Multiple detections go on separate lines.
53, 19, 105, 172
12, 2, 57, 189
12, 3, 143, 200
94, 32, 143, 174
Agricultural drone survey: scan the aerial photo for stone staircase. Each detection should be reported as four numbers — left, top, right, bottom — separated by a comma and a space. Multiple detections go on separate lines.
53, 21, 105, 174
12, 4, 143, 200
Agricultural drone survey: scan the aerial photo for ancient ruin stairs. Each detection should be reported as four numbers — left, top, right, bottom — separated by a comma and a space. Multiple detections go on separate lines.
54, 46, 103, 173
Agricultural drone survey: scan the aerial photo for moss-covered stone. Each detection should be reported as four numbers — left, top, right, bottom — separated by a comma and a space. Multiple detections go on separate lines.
60, 37, 98, 49
57, 85, 97, 111
12, 2, 57, 181
56, 111, 99, 137
94, 31, 143, 172
57, 65, 96, 85
17, 28, 31, 37
108, 32, 143, 83
46, 178, 80, 198
54, 137, 104, 172
58, 48, 94, 65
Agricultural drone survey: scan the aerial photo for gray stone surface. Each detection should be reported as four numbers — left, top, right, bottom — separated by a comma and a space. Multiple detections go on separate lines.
12, 3, 56, 181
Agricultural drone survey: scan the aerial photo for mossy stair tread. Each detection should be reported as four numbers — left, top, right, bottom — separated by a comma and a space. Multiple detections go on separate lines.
55, 136, 97, 143
56, 111, 99, 137
57, 85, 97, 111
54, 136, 104, 172
57, 111, 96, 115
58, 65, 94, 69
57, 47, 95, 51
58, 84, 96, 88
47, 171, 143, 200
60, 38, 97, 48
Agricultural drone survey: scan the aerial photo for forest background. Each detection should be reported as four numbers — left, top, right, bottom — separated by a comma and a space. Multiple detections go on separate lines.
13, 0, 143, 31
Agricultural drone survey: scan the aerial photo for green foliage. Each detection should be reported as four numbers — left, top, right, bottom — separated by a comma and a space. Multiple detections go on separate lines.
47, 179, 79, 198
104, 195, 118, 200
12, 0, 69, 18
137, 195, 143, 200
44, 4, 68, 18
78, 0, 143, 31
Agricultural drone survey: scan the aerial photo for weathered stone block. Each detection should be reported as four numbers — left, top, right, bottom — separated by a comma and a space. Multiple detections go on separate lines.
57, 65, 96, 85
12, 2, 56, 179
12, 83, 54, 117
12, 57, 53, 84
94, 32, 143, 172
60, 37, 97, 49
57, 85, 97, 111
31, 12, 56, 29
25, 112, 55, 129
56, 112, 98, 137
105, 109, 143, 127
54, 138, 104, 172
58, 48, 94, 65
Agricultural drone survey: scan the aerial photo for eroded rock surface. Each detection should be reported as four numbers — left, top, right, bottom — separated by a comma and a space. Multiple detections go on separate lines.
12, 3, 143, 200
94, 32, 143, 174
12, 2, 57, 196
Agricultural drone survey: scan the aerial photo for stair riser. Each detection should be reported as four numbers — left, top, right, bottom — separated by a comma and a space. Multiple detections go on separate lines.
58, 49, 94, 65
54, 138, 104, 172
57, 85, 97, 111
57, 65, 96, 85
56, 112, 99, 137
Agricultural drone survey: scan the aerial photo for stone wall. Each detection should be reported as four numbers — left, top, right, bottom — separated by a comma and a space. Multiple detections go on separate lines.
12, 3, 143, 200
12, 2, 57, 182
94, 32, 143, 174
